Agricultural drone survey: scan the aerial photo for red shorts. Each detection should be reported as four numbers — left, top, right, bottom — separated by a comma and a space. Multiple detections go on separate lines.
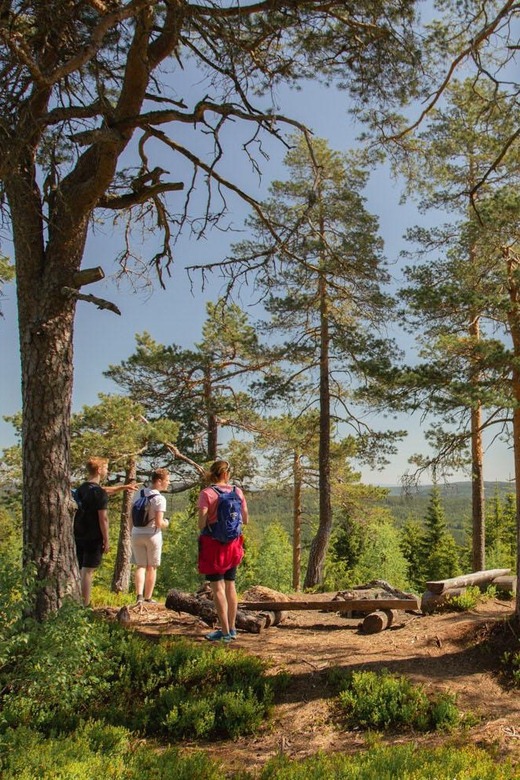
198, 534, 244, 575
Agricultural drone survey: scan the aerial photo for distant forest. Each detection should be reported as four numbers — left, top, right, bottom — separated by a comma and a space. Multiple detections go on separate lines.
167, 481, 514, 547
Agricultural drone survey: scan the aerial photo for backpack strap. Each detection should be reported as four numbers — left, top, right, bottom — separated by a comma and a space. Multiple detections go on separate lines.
205, 486, 224, 533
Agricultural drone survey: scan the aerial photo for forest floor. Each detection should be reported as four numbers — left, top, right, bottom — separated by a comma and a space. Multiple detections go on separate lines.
100, 593, 520, 776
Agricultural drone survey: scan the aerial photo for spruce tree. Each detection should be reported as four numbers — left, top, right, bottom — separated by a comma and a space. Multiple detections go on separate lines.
420, 486, 461, 583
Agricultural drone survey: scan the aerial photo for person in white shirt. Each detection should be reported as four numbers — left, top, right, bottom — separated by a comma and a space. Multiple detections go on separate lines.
131, 468, 170, 603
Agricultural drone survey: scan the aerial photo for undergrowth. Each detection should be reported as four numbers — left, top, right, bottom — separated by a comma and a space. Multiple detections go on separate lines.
447, 585, 498, 611
259, 744, 515, 779
328, 668, 468, 732
0, 726, 515, 779
0, 581, 278, 741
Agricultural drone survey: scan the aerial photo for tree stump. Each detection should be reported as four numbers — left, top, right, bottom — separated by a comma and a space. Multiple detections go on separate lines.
362, 609, 395, 634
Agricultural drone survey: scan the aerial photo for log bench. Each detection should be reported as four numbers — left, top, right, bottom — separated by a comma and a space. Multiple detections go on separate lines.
238, 597, 420, 634
165, 588, 420, 635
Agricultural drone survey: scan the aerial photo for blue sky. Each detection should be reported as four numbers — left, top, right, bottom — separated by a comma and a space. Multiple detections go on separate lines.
0, 71, 515, 487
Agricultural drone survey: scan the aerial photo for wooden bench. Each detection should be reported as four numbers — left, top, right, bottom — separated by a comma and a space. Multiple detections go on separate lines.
238, 598, 420, 634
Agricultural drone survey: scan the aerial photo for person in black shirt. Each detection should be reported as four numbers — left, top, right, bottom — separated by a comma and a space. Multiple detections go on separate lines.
74, 457, 138, 607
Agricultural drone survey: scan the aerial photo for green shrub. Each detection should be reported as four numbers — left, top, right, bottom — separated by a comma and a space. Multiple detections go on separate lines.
330, 669, 462, 732
259, 743, 515, 779
0, 593, 275, 741
503, 647, 520, 686
447, 585, 498, 612
0, 722, 223, 779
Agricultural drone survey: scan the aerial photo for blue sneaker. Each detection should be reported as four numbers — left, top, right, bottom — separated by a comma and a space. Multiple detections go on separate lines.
206, 629, 232, 642
229, 628, 237, 639
206, 629, 225, 641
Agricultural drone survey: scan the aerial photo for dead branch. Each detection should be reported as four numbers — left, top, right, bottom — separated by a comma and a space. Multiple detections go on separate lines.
97, 181, 184, 209
62, 286, 121, 315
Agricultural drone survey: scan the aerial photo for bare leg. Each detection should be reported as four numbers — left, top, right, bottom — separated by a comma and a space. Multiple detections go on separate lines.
209, 580, 230, 635
144, 566, 157, 600
80, 567, 95, 607
225, 580, 238, 631
134, 566, 146, 598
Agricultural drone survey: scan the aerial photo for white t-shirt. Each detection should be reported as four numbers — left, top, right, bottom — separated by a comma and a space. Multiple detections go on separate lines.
131, 488, 166, 535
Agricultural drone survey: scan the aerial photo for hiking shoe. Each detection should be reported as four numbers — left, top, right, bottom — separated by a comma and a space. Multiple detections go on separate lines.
206, 629, 232, 642
144, 598, 158, 604
229, 628, 237, 639
136, 594, 144, 603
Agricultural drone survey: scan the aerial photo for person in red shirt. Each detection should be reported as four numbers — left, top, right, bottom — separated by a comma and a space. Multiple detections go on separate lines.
197, 459, 248, 642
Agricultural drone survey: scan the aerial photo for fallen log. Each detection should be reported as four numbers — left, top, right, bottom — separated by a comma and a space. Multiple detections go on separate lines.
492, 575, 517, 596
165, 588, 268, 633
238, 598, 419, 612
421, 588, 467, 613
362, 609, 395, 634
257, 610, 288, 628
426, 568, 511, 595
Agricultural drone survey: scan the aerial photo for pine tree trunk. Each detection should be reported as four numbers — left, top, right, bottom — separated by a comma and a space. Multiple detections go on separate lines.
112, 459, 137, 593
468, 221, 485, 570
204, 366, 218, 460
505, 248, 520, 620
292, 451, 302, 591
304, 260, 332, 588
9, 172, 85, 619
469, 313, 485, 571
470, 398, 485, 570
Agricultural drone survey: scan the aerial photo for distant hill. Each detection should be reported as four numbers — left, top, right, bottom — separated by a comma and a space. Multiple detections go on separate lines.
166, 481, 514, 546
381, 481, 513, 498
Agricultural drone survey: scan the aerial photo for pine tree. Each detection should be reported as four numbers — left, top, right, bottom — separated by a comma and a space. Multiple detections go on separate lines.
232, 135, 402, 588
396, 79, 520, 572
105, 300, 277, 466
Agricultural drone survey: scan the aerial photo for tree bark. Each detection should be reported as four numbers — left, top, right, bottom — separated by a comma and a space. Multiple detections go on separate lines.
204, 364, 219, 461
362, 609, 395, 634
292, 450, 303, 591
9, 169, 85, 618
468, 201, 485, 569
470, 394, 485, 571
112, 458, 137, 593
505, 247, 520, 620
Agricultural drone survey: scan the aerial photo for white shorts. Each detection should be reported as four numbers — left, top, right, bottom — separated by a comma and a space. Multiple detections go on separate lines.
131, 531, 163, 567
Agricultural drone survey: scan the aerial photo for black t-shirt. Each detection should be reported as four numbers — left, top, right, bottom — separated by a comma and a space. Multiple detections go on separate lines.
74, 481, 108, 541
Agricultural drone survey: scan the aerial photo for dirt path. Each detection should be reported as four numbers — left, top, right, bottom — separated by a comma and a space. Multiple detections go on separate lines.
103, 597, 520, 774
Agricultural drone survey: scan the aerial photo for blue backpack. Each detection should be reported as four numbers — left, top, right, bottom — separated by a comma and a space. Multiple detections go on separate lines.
132, 489, 152, 527
204, 486, 243, 543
